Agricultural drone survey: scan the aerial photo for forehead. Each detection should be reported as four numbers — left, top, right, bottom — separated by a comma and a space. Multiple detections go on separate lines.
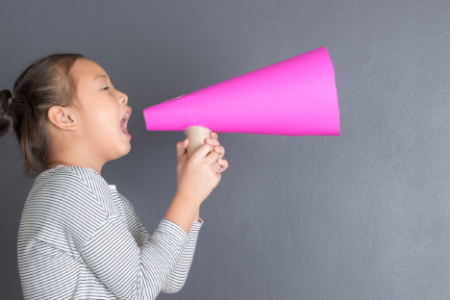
71, 58, 107, 87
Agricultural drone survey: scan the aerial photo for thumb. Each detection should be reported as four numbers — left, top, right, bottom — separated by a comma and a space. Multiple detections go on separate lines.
176, 139, 189, 165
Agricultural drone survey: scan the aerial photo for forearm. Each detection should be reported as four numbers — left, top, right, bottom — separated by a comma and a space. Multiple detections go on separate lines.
164, 193, 200, 235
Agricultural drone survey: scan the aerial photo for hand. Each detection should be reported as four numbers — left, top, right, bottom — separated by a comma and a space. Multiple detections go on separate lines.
204, 131, 228, 173
175, 132, 226, 205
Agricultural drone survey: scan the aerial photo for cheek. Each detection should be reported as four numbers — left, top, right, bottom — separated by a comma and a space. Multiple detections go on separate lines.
85, 109, 119, 138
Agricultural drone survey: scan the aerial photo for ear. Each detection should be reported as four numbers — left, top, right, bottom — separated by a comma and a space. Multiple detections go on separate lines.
47, 106, 77, 131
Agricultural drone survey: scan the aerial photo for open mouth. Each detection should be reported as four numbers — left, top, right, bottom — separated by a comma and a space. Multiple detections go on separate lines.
120, 107, 132, 137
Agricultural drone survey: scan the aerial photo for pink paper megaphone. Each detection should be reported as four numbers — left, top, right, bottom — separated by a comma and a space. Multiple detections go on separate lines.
143, 46, 339, 158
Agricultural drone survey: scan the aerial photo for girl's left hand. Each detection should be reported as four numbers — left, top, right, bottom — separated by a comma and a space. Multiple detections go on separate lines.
204, 131, 228, 173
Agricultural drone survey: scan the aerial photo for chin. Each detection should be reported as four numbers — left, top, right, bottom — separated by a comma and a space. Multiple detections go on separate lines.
114, 138, 131, 159
121, 142, 131, 156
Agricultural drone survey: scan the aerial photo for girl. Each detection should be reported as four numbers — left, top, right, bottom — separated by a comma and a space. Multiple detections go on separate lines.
0, 53, 228, 299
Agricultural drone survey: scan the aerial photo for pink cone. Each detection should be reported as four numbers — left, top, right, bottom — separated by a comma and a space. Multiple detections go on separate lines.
143, 46, 339, 136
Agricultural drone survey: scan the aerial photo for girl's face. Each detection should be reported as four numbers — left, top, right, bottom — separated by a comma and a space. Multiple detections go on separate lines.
69, 58, 132, 163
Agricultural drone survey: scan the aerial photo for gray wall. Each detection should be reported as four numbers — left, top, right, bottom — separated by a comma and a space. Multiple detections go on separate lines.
1, 0, 449, 299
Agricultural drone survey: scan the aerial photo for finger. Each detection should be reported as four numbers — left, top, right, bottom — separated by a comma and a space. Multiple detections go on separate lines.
213, 160, 222, 173
218, 145, 225, 158
210, 145, 224, 159
176, 139, 188, 164
204, 138, 223, 158
218, 158, 228, 172
210, 131, 218, 139
217, 162, 225, 173
205, 137, 220, 146
212, 159, 225, 174
215, 171, 221, 183
206, 147, 221, 164
191, 143, 214, 160
218, 158, 227, 171
213, 145, 223, 156
208, 132, 219, 144
210, 142, 223, 157
177, 138, 188, 154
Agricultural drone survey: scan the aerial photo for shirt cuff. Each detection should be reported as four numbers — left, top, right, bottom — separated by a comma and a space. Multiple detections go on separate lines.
158, 218, 190, 242
193, 217, 203, 225
191, 217, 203, 231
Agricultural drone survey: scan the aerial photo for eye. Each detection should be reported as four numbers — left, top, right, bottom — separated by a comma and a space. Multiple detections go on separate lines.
103, 86, 110, 91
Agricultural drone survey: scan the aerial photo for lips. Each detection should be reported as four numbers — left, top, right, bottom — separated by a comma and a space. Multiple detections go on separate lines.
120, 107, 132, 137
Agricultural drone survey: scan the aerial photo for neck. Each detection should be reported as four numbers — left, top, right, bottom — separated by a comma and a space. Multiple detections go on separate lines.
45, 159, 104, 176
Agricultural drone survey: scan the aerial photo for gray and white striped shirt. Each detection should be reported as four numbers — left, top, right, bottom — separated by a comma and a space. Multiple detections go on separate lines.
17, 165, 203, 299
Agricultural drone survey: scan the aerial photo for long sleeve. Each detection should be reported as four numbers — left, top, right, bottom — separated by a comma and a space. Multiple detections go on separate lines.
79, 216, 189, 299
18, 165, 197, 300
141, 216, 203, 293
60, 168, 191, 300
117, 192, 204, 294
161, 219, 203, 293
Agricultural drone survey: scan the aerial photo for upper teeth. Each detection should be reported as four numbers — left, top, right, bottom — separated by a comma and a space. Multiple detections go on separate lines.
122, 113, 128, 128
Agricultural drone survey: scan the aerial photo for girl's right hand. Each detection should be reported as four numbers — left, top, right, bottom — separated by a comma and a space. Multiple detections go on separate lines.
175, 139, 223, 205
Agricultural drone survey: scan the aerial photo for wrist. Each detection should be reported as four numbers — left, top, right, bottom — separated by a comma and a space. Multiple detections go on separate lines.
164, 193, 200, 235
174, 191, 202, 207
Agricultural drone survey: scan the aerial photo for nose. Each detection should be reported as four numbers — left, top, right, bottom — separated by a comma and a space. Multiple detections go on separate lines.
120, 93, 128, 104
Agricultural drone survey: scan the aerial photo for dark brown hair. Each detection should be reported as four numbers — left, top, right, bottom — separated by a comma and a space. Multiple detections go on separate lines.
0, 52, 85, 178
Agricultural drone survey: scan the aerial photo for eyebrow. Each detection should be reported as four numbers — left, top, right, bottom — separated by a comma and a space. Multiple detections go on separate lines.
93, 74, 112, 83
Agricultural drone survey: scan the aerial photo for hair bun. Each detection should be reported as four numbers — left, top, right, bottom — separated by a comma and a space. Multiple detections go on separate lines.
0, 89, 14, 137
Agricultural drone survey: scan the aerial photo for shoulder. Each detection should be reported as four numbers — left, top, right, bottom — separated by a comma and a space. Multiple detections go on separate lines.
114, 190, 138, 220
112, 190, 143, 227
29, 165, 119, 218
45, 165, 108, 191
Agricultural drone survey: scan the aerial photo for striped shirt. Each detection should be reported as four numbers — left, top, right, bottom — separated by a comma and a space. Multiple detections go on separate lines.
17, 165, 203, 300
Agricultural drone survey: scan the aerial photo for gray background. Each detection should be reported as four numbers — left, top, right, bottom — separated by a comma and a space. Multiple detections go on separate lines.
1, 0, 449, 299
